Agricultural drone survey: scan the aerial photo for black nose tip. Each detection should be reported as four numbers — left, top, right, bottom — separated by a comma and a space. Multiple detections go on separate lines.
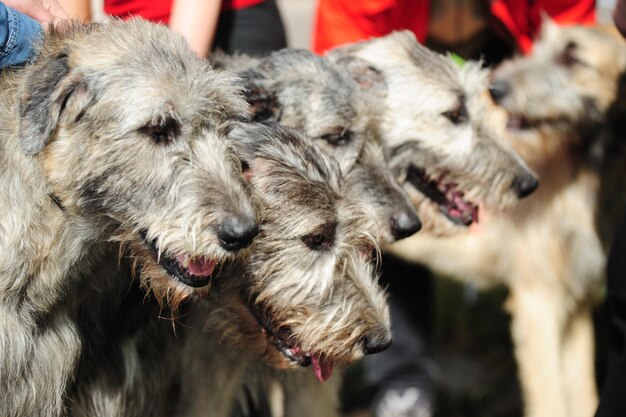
217, 216, 259, 251
362, 332, 392, 355
390, 209, 422, 241
489, 79, 511, 103
512, 174, 539, 199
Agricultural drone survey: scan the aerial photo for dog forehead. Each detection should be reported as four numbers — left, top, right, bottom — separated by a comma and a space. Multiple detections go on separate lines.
296, 96, 357, 137
275, 72, 357, 124
75, 62, 247, 125
68, 21, 244, 102
254, 158, 340, 203
68, 20, 190, 66
532, 25, 602, 60
86, 79, 238, 135
518, 25, 626, 75
385, 76, 460, 121
356, 32, 461, 85
267, 49, 355, 89
353, 42, 463, 114
568, 28, 626, 73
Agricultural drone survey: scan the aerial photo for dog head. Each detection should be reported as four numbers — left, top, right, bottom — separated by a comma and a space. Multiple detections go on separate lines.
17, 20, 257, 308
490, 20, 626, 167
330, 31, 539, 236
205, 122, 391, 381
215, 49, 366, 172
216, 49, 420, 244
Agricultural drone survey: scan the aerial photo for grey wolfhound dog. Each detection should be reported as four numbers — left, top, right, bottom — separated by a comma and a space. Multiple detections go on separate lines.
175, 122, 391, 417
214, 48, 421, 245
328, 31, 539, 237
393, 22, 626, 417
0, 20, 258, 416
212, 48, 421, 417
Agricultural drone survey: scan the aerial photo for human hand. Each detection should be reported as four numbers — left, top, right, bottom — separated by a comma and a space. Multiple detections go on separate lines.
3, 0, 68, 26
169, 0, 221, 58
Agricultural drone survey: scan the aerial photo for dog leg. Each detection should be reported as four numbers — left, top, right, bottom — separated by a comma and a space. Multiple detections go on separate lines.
562, 304, 598, 417
508, 286, 568, 417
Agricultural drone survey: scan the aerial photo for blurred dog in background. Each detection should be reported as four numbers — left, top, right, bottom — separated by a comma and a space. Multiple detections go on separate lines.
392, 21, 626, 417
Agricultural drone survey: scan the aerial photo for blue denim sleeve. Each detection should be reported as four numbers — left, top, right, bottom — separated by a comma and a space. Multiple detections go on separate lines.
0, 2, 43, 68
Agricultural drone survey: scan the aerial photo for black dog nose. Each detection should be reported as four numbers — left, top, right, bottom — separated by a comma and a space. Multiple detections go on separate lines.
512, 174, 539, 199
217, 216, 259, 251
362, 331, 392, 355
489, 79, 511, 103
390, 209, 422, 241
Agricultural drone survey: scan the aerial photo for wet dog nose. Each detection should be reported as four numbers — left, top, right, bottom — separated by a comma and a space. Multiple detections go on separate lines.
489, 79, 511, 103
512, 174, 539, 199
390, 209, 422, 241
362, 331, 392, 355
217, 216, 259, 251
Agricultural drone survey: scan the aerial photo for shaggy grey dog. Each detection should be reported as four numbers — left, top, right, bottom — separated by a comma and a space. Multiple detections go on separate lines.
0, 20, 256, 416
328, 31, 539, 236
175, 123, 391, 417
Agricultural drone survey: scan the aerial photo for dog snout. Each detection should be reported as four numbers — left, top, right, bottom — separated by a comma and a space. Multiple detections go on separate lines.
217, 215, 259, 251
489, 79, 511, 103
512, 173, 539, 199
390, 209, 422, 241
362, 330, 392, 355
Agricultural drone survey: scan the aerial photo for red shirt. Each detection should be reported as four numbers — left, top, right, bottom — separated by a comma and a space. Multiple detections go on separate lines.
313, 0, 596, 55
104, 0, 264, 24
313, 0, 430, 54
491, 0, 596, 53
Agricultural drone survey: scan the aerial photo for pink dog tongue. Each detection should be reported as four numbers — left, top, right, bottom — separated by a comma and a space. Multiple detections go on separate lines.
175, 255, 217, 277
311, 355, 334, 382
188, 258, 217, 277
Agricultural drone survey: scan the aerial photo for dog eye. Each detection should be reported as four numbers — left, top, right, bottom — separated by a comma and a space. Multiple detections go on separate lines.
320, 130, 352, 146
301, 221, 337, 251
251, 99, 275, 121
140, 118, 180, 144
559, 42, 580, 67
442, 104, 468, 125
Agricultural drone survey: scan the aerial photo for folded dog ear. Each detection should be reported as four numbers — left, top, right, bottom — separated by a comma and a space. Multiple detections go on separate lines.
228, 121, 284, 160
239, 70, 282, 122
332, 55, 386, 92
227, 122, 266, 180
228, 122, 259, 159
538, 12, 560, 43
18, 52, 89, 154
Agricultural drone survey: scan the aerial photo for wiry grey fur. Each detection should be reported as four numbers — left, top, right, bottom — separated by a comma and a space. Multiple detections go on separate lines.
0, 20, 256, 416
176, 123, 391, 417
214, 48, 421, 244
328, 31, 539, 236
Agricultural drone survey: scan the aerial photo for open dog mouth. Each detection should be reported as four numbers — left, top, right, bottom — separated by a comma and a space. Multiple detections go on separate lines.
246, 295, 334, 382
406, 165, 478, 226
139, 230, 218, 288
506, 111, 565, 131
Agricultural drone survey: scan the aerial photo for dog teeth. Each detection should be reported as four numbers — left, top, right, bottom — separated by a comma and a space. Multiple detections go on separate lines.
182, 255, 190, 268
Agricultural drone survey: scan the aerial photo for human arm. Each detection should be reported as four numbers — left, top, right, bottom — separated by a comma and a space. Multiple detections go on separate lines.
169, 0, 221, 58
2, 0, 67, 26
